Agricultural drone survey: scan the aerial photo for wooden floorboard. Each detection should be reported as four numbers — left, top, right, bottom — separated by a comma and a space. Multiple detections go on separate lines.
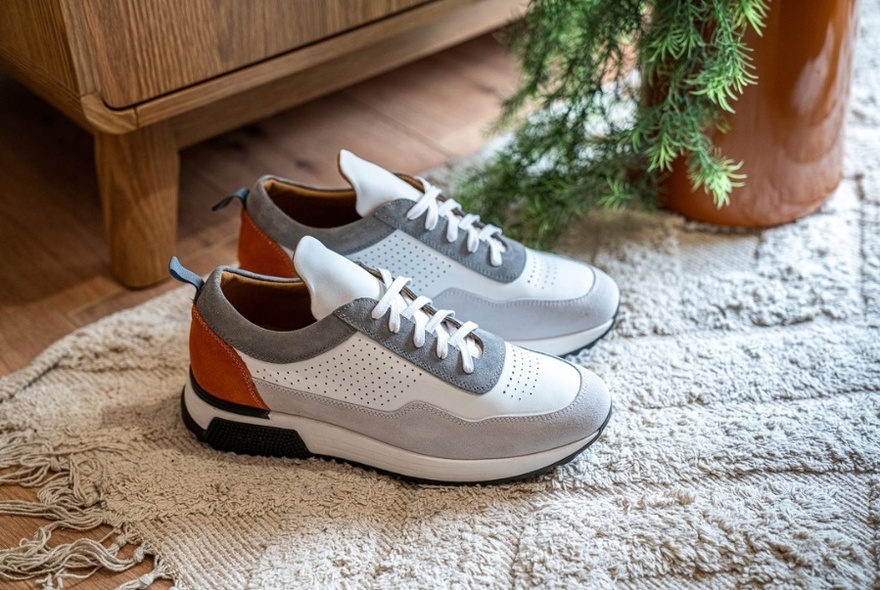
342, 33, 518, 156
0, 33, 517, 588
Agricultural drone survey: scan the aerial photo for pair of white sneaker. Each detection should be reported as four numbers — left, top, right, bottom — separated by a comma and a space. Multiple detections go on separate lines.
172, 151, 619, 484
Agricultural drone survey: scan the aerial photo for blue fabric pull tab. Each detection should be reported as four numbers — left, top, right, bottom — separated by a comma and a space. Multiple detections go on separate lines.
211, 188, 249, 212
169, 256, 205, 292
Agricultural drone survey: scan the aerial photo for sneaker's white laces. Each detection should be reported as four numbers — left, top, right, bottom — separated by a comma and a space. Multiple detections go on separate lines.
370, 268, 479, 374
405, 178, 506, 267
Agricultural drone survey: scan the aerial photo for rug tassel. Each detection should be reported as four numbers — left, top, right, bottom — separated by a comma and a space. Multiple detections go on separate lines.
1, 533, 148, 581
0, 435, 170, 587
115, 556, 174, 590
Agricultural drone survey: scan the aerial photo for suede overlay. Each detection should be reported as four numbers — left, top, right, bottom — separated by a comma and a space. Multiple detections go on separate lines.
253, 366, 608, 460
334, 298, 505, 395
247, 175, 526, 283
189, 307, 268, 411
248, 176, 395, 254
432, 267, 620, 340
374, 200, 527, 283
196, 268, 359, 365
238, 209, 297, 278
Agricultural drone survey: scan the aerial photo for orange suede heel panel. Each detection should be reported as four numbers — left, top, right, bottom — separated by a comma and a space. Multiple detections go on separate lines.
190, 306, 269, 411
238, 209, 297, 278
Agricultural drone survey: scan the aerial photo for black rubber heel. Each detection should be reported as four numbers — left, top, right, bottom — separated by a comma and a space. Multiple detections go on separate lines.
181, 388, 312, 459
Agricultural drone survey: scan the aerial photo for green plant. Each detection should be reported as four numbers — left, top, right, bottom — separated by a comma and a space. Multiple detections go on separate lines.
456, 0, 769, 249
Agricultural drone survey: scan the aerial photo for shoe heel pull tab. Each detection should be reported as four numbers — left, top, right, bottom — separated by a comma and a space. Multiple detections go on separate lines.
169, 257, 205, 294
211, 188, 249, 212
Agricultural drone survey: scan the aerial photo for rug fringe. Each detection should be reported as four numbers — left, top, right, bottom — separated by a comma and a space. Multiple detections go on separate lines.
0, 334, 70, 404
0, 433, 172, 588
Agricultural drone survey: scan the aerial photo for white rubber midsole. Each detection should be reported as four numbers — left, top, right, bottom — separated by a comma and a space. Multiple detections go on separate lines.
510, 318, 614, 356
184, 380, 599, 483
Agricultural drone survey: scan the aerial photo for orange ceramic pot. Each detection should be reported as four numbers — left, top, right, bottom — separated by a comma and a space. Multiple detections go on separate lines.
663, 0, 859, 226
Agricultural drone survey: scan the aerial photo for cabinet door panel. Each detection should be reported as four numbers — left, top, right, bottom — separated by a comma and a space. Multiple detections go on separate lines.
77, 0, 430, 107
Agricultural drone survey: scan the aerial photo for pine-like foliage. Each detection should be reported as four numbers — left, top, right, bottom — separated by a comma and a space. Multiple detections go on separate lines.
456, 0, 769, 248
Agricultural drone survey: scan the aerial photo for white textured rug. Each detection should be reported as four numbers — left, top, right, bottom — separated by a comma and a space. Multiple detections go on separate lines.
3, 8, 880, 590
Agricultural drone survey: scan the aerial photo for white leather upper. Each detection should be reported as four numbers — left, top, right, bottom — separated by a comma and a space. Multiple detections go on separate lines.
349, 230, 594, 301
240, 335, 581, 421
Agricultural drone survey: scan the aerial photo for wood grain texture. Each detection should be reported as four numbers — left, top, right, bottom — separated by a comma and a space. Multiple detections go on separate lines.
0, 0, 79, 90
138, 0, 523, 129
0, 37, 90, 131
344, 33, 520, 155
0, 78, 109, 374
95, 123, 180, 287
170, 0, 525, 148
80, 93, 138, 133
0, 0, 518, 138
76, 0, 429, 108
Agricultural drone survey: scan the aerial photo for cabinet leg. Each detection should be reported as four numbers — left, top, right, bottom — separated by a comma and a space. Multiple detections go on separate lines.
95, 123, 179, 288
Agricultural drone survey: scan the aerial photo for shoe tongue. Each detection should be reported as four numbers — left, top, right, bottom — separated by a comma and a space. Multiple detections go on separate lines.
294, 236, 482, 358
338, 149, 423, 217
293, 236, 382, 320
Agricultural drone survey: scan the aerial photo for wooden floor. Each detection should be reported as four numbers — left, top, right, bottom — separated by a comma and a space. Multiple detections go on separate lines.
0, 34, 517, 588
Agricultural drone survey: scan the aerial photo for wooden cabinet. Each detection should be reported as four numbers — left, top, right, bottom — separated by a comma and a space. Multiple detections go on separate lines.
78, 1, 430, 108
0, 0, 524, 286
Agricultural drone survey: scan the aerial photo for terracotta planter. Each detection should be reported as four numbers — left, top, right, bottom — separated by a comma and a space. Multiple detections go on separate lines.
663, 0, 859, 227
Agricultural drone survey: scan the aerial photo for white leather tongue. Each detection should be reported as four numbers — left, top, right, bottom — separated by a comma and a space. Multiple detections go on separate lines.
294, 236, 481, 358
293, 236, 382, 320
338, 149, 423, 217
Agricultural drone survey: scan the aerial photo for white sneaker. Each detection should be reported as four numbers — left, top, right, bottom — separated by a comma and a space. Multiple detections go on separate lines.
216, 150, 620, 356
171, 236, 612, 484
